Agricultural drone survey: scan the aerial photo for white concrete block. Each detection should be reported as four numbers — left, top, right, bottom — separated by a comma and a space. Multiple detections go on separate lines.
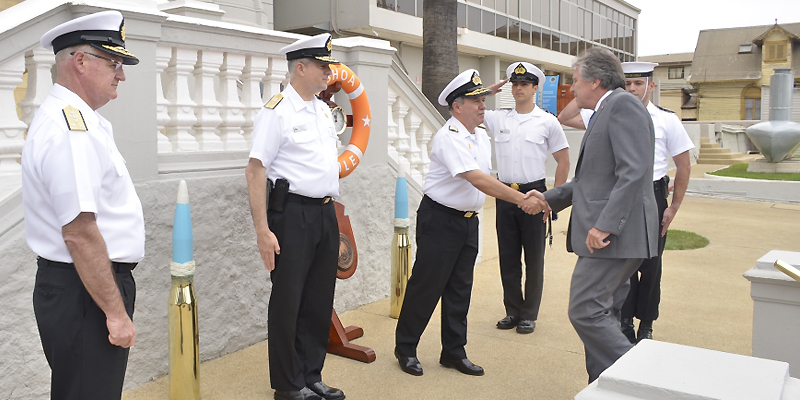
576, 340, 791, 400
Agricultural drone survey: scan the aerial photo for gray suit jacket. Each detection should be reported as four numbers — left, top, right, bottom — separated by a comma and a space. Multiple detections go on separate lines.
546, 88, 658, 259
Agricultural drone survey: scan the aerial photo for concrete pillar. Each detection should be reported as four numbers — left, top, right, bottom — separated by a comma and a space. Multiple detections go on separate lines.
479, 55, 501, 110
744, 250, 800, 377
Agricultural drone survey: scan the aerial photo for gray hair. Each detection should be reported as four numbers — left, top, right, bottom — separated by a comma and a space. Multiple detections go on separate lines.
447, 96, 465, 112
573, 47, 625, 90
287, 58, 311, 78
55, 44, 94, 66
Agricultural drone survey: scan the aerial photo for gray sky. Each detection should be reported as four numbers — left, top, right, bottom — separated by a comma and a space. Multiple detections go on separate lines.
626, 0, 800, 56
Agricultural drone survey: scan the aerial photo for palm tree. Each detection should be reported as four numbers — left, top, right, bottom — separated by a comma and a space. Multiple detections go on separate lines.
422, 0, 458, 118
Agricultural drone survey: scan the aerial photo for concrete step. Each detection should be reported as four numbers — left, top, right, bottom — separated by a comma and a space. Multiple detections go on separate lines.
696, 157, 752, 165
700, 148, 732, 154
698, 152, 747, 160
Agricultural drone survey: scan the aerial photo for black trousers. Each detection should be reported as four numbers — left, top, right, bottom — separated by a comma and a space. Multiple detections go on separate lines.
495, 183, 547, 321
621, 178, 669, 322
395, 196, 479, 360
33, 257, 136, 400
267, 198, 338, 391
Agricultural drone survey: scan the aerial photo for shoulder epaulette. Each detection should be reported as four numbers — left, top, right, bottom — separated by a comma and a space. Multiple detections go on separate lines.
264, 93, 284, 109
62, 105, 87, 131
543, 109, 555, 116
449, 125, 459, 132
656, 104, 674, 114
478, 123, 487, 130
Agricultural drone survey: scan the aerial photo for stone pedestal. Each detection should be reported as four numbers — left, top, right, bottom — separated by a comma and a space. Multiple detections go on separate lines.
576, 340, 800, 399
744, 250, 800, 377
747, 158, 800, 173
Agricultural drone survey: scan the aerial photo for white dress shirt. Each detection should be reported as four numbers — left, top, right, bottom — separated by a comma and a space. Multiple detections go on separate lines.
423, 117, 492, 212
484, 106, 569, 184
22, 84, 145, 263
647, 102, 694, 180
250, 83, 339, 198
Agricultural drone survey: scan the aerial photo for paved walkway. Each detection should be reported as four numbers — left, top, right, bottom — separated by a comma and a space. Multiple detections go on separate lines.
123, 166, 800, 400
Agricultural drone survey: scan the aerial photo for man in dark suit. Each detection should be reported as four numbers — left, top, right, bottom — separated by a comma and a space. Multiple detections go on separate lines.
528, 47, 658, 383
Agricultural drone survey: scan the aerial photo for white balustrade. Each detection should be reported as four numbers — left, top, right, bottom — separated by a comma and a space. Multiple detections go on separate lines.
406, 113, 423, 183
417, 123, 433, 177
217, 53, 247, 150
265, 56, 287, 101
241, 55, 269, 144
0, 55, 26, 175
191, 50, 224, 151
155, 45, 173, 153
18, 48, 54, 127
386, 87, 399, 164
165, 47, 200, 151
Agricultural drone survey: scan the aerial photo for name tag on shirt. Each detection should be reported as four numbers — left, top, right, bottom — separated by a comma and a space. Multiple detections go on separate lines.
293, 125, 307, 133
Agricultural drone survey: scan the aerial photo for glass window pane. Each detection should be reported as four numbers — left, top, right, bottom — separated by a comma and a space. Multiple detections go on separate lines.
509, 19, 520, 41
468, 6, 481, 31
417, 0, 423, 17
496, 14, 508, 38
541, 0, 550, 27
458, 3, 467, 28
468, 0, 480, 3
483, 0, 495, 9
509, 0, 519, 17
521, 22, 533, 44
521, 0, 531, 21
397, 0, 414, 15
483, 10, 497, 35
530, 0, 541, 24
551, 0, 560, 29
542, 28, 552, 50
496, 0, 505, 13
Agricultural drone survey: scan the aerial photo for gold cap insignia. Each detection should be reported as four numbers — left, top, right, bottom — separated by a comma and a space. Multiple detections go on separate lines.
326, 37, 332, 52
62, 105, 87, 131
472, 73, 481, 86
449, 125, 459, 132
264, 93, 284, 109
120, 23, 126, 42
514, 64, 527, 75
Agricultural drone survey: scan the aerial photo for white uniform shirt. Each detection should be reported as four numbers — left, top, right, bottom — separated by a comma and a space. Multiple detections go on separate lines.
250, 83, 339, 198
22, 84, 145, 263
423, 117, 492, 212
484, 106, 569, 184
647, 102, 694, 180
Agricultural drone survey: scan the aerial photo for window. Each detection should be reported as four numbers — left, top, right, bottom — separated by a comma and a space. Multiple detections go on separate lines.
742, 86, 761, 120
668, 67, 684, 79
765, 41, 787, 62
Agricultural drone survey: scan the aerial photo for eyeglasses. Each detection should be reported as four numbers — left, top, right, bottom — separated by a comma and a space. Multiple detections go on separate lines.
71, 51, 123, 71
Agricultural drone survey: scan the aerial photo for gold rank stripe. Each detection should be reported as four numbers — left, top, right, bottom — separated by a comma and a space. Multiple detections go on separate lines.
449, 125, 458, 132
264, 93, 283, 109
62, 105, 87, 131
466, 87, 491, 96
101, 44, 135, 57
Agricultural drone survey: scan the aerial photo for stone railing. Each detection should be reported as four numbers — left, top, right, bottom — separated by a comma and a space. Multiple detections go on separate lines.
386, 58, 445, 193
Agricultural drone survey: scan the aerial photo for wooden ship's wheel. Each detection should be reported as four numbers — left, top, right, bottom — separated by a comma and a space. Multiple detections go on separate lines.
327, 202, 376, 363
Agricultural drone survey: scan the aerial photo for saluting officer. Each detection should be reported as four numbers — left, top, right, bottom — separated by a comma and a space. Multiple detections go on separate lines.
394, 69, 546, 378
483, 62, 570, 334
22, 10, 143, 400
245, 33, 344, 400
618, 61, 694, 343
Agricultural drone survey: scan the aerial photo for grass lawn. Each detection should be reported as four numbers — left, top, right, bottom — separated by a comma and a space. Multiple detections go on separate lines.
665, 230, 709, 250
708, 163, 800, 181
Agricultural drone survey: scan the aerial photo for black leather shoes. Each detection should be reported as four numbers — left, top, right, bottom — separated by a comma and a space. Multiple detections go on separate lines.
516, 319, 535, 334
395, 348, 423, 376
308, 382, 345, 400
637, 322, 653, 342
620, 318, 636, 344
496, 315, 519, 330
274, 387, 322, 400
439, 356, 484, 376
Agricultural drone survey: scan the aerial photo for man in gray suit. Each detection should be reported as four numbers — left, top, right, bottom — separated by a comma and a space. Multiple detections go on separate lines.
528, 48, 658, 382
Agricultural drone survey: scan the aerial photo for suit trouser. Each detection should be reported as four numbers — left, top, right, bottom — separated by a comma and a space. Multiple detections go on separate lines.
569, 256, 642, 383
267, 199, 338, 391
33, 257, 136, 400
495, 197, 547, 321
395, 198, 479, 360
621, 180, 669, 322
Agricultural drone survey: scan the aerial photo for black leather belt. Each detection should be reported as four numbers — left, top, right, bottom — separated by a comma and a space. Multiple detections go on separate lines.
287, 193, 333, 205
422, 195, 478, 218
38, 257, 137, 273
503, 178, 547, 193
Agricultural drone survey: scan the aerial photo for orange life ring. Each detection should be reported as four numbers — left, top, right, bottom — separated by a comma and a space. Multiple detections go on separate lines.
327, 64, 370, 179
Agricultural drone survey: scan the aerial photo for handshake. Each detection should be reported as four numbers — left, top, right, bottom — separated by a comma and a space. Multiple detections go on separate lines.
517, 189, 550, 220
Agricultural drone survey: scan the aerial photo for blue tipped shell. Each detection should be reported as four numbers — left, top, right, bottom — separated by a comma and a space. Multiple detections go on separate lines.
172, 180, 193, 263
